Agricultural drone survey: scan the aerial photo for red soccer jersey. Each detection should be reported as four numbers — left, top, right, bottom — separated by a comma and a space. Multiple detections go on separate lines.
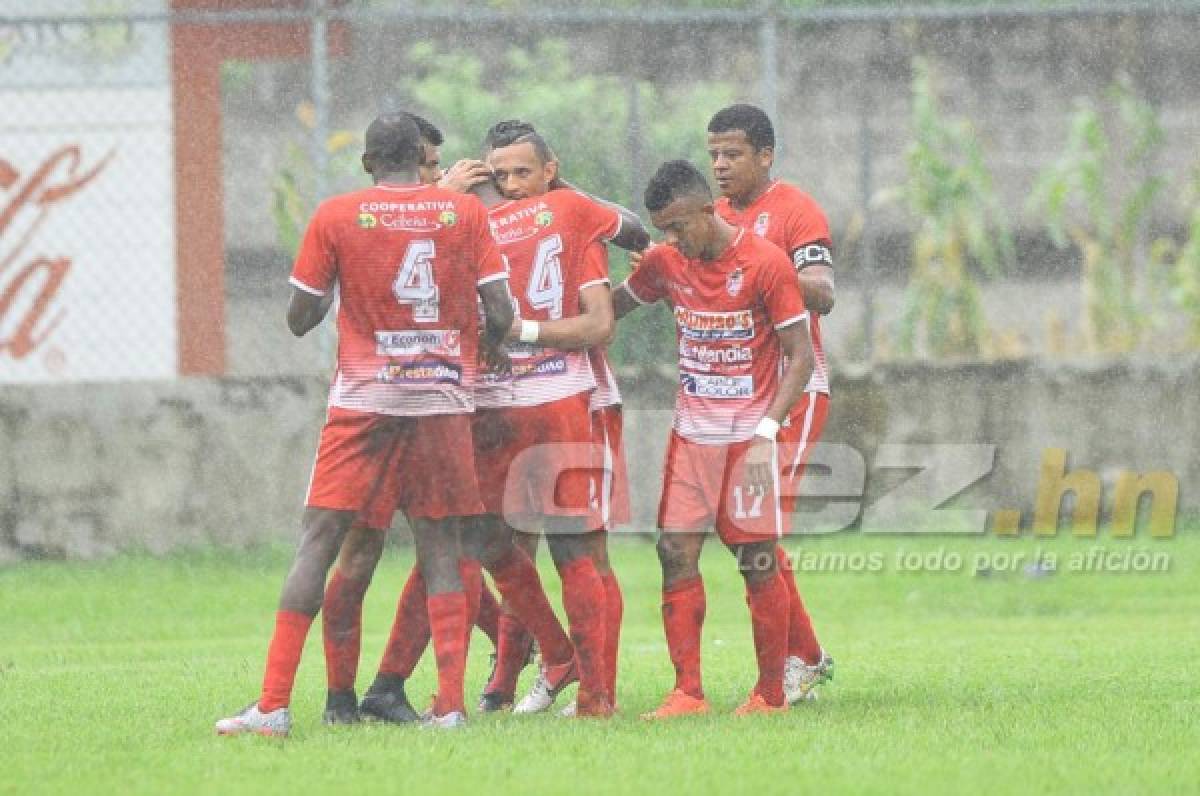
624, 229, 808, 445
583, 243, 621, 410
477, 190, 620, 408
290, 182, 507, 416
716, 180, 832, 394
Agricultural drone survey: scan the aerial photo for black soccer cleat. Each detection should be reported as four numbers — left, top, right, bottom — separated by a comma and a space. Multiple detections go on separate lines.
323, 689, 361, 725
477, 690, 514, 713
359, 675, 420, 724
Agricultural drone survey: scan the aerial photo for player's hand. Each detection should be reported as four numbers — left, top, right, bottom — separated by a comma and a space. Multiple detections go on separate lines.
438, 159, 492, 193
743, 436, 775, 495
479, 338, 511, 377
629, 242, 656, 270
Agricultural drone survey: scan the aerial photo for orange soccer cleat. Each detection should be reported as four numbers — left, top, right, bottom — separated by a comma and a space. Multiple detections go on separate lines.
640, 689, 711, 720
733, 691, 787, 716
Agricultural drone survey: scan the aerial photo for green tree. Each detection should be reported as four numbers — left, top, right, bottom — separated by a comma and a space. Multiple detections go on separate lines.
406, 39, 733, 366
896, 57, 1012, 358
1029, 76, 1168, 353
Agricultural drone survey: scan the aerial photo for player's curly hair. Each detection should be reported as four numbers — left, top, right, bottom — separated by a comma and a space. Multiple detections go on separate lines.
644, 160, 712, 213
707, 103, 775, 151
483, 119, 555, 163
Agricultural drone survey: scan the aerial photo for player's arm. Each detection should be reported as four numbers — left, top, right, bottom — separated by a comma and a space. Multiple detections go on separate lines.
286, 287, 335, 337
611, 283, 644, 321
507, 283, 613, 350
796, 262, 835, 315
478, 279, 515, 348
556, 177, 650, 252
743, 320, 815, 492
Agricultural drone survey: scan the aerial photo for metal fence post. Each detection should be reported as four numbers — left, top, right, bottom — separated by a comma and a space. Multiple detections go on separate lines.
858, 88, 876, 362
759, 0, 779, 147
311, 0, 330, 204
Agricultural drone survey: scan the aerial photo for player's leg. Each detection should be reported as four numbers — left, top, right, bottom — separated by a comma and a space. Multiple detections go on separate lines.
479, 529, 539, 711
594, 405, 627, 709
719, 439, 791, 715
729, 538, 789, 715
542, 525, 611, 717
643, 432, 719, 720
467, 405, 577, 702
359, 560, 425, 724
321, 524, 384, 724
216, 506, 356, 737
778, 393, 834, 702
410, 515, 470, 728
462, 514, 576, 695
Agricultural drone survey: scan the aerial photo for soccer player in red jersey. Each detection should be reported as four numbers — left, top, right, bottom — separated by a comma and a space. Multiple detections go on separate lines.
214, 114, 514, 735
370, 122, 648, 719
613, 160, 815, 716
310, 113, 508, 725
706, 104, 836, 702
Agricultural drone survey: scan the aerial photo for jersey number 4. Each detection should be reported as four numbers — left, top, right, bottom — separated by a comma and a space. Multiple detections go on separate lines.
393, 239, 439, 322
526, 234, 564, 320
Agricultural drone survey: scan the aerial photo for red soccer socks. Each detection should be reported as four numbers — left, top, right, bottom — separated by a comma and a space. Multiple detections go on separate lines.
746, 572, 789, 707
427, 591, 468, 716
259, 610, 314, 712
661, 576, 706, 700
487, 547, 574, 667
777, 545, 821, 665
322, 570, 371, 692
557, 557, 608, 705
600, 569, 623, 705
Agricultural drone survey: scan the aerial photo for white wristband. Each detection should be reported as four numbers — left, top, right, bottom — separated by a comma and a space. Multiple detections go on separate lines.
519, 320, 540, 344
754, 417, 780, 440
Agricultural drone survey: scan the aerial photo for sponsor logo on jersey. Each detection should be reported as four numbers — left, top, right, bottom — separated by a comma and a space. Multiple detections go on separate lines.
793, 243, 833, 268
489, 201, 552, 245
679, 339, 753, 368
378, 214, 443, 232
439, 210, 458, 227
357, 212, 377, 229
754, 212, 770, 237
361, 200, 457, 214
674, 307, 754, 341
377, 360, 463, 385
680, 372, 754, 399
375, 329, 462, 357
726, 267, 744, 297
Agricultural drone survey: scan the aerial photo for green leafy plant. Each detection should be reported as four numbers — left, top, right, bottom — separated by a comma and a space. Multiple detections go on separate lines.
406, 39, 733, 366
1029, 75, 1168, 353
896, 57, 1013, 358
1166, 167, 1200, 345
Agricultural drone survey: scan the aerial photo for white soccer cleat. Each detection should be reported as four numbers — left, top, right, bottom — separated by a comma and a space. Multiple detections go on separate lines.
784, 650, 834, 705
512, 659, 577, 715
421, 710, 467, 730
558, 699, 577, 718
215, 703, 292, 737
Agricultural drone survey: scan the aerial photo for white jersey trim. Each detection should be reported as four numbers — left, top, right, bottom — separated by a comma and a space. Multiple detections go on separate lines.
622, 279, 652, 305
775, 311, 808, 330
580, 277, 611, 291
289, 276, 326, 297
477, 272, 510, 286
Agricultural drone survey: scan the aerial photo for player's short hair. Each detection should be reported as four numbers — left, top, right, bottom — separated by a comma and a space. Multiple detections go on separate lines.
483, 119, 555, 163
644, 160, 712, 213
707, 103, 775, 151
403, 112, 444, 147
364, 113, 423, 169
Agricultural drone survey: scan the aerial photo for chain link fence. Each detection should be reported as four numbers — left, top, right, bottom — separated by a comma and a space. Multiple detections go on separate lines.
4, 1, 1200, 384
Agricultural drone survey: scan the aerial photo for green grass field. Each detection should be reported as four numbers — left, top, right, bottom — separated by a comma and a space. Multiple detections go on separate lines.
2, 531, 1198, 795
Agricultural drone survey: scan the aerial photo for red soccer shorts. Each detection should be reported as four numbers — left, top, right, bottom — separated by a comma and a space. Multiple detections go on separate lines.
472, 391, 596, 521
779, 391, 830, 512
307, 407, 482, 525
589, 404, 631, 531
657, 430, 791, 546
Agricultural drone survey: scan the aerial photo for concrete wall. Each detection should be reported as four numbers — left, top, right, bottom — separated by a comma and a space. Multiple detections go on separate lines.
3, 358, 1195, 562
223, 7, 1200, 251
